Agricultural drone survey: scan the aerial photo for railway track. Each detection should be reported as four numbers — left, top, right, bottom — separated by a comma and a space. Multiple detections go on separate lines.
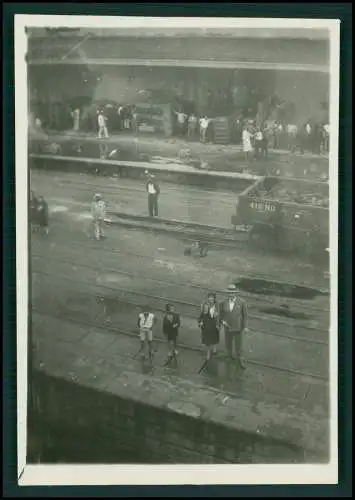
32, 306, 328, 383
31, 170, 331, 281
31, 250, 330, 322
32, 171, 238, 206
31, 221, 329, 295
31, 260, 328, 341
34, 272, 328, 374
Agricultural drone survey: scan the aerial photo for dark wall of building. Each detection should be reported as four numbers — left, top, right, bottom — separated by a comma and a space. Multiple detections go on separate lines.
29, 64, 329, 125
28, 370, 310, 464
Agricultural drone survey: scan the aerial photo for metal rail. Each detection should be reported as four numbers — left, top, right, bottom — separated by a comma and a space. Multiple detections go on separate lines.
32, 306, 328, 382
31, 249, 330, 318
31, 267, 329, 346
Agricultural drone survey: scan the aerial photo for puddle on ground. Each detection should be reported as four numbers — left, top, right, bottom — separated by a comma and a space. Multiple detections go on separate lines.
50, 205, 69, 213
258, 306, 312, 320
235, 278, 328, 301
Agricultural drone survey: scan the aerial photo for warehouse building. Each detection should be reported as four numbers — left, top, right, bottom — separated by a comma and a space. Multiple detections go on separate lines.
27, 27, 330, 141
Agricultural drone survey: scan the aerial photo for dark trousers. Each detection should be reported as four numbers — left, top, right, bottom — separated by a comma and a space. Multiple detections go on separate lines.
148, 194, 159, 217
254, 140, 263, 159
261, 139, 268, 159
224, 328, 244, 359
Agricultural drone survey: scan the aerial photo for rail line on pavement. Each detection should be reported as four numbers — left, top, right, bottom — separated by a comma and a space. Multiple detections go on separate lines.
31, 249, 330, 323
31, 221, 330, 296
32, 305, 328, 382
31, 266, 329, 350
32, 172, 239, 206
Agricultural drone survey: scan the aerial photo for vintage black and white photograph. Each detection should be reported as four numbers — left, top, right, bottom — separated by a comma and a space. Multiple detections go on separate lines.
15, 15, 339, 485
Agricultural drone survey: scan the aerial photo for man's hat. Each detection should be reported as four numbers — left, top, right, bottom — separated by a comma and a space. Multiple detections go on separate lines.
94, 193, 102, 200
226, 284, 238, 293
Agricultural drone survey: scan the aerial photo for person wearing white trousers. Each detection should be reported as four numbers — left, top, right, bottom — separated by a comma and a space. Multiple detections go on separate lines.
91, 193, 106, 240
97, 111, 109, 138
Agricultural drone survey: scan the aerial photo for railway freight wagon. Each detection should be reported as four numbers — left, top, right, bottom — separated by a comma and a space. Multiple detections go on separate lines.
231, 175, 329, 263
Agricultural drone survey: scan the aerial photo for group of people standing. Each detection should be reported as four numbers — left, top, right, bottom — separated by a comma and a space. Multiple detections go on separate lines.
90, 172, 160, 243
173, 110, 212, 143
137, 284, 248, 369
241, 120, 330, 161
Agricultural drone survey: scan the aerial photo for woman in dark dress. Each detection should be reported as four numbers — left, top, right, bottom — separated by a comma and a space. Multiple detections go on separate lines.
162, 304, 181, 356
198, 292, 220, 360
29, 191, 39, 229
36, 196, 49, 235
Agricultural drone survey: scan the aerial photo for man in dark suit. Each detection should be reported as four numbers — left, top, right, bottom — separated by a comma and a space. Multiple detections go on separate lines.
219, 284, 248, 369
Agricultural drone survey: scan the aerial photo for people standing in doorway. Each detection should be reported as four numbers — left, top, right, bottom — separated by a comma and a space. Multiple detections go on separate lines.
71, 108, 80, 132
97, 110, 109, 139
117, 105, 124, 131
254, 127, 264, 159
146, 175, 160, 217
219, 284, 248, 369
131, 106, 138, 134
91, 193, 106, 241
198, 293, 220, 361
174, 109, 188, 137
305, 122, 312, 152
261, 123, 269, 159
163, 304, 181, 358
123, 105, 132, 130
35, 116, 42, 130
286, 123, 298, 153
199, 116, 210, 144
137, 305, 157, 361
242, 125, 253, 161
187, 113, 198, 140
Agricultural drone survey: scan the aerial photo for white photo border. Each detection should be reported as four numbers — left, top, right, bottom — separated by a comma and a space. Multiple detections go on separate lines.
15, 14, 340, 486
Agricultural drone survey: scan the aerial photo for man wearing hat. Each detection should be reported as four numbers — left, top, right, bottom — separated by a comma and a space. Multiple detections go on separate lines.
91, 193, 106, 240
146, 174, 160, 217
219, 284, 248, 368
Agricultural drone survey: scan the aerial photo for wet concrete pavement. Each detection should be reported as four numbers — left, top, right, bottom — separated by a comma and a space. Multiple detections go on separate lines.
29, 168, 331, 459
32, 130, 329, 180
30, 177, 330, 398
31, 169, 330, 290
31, 170, 240, 229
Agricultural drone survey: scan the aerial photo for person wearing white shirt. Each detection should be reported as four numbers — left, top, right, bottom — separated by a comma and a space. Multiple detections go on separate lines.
137, 306, 157, 361
242, 126, 253, 161
187, 114, 198, 139
35, 117, 42, 129
199, 116, 210, 144
254, 128, 264, 159
72, 108, 80, 132
146, 176, 160, 217
91, 193, 106, 240
97, 111, 109, 139
174, 110, 188, 137
286, 123, 298, 153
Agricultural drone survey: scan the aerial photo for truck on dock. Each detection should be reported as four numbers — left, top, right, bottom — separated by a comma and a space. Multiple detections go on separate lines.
231, 175, 329, 263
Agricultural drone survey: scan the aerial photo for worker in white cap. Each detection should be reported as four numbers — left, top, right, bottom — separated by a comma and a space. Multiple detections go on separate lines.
91, 193, 106, 240
219, 284, 248, 369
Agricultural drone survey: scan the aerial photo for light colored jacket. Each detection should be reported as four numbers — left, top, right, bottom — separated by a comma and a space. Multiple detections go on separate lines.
91, 200, 106, 221
138, 312, 156, 330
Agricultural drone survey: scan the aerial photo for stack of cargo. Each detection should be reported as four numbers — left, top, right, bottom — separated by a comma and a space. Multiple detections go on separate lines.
255, 179, 329, 208
135, 103, 173, 137
212, 117, 231, 144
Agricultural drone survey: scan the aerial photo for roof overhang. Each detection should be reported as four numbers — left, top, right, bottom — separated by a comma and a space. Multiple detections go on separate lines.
28, 58, 329, 73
